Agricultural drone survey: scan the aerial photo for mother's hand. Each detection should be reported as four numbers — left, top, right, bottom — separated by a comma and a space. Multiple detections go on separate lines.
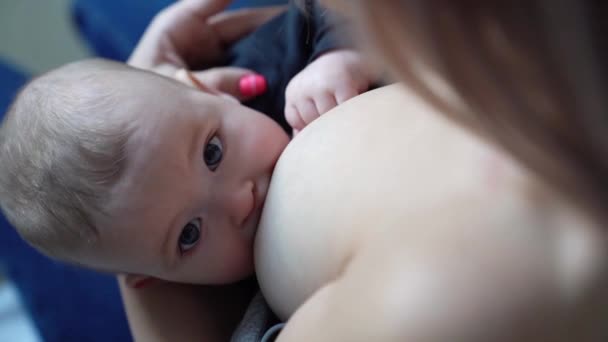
129, 0, 284, 76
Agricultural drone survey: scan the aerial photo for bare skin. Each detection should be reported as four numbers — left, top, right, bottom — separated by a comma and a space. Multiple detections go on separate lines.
119, 83, 608, 341
118, 276, 256, 341
255, 84, 608, 341
116, 0, 608, 339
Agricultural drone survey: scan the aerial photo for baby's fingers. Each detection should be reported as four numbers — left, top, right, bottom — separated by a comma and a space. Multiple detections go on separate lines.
296, 99, 320, 127
285, 99, 319, 131
313, 92, 339, 116
335, 86, 360, 105
285, 104, 306, 131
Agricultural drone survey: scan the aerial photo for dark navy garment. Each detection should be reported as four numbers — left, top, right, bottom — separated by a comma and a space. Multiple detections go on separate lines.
225, 0, 346, 132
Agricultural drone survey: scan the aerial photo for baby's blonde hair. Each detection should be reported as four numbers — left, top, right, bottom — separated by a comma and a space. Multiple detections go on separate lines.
0, 59, 133, 263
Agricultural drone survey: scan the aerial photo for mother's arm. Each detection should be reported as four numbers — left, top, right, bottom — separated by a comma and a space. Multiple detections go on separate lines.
119, 277, 256, 341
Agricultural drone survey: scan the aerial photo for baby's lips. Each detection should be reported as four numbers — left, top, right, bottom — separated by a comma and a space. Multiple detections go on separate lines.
239, 74, 267, 98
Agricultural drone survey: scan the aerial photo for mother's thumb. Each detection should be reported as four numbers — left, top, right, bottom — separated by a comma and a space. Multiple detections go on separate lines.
191, 67, 267, 101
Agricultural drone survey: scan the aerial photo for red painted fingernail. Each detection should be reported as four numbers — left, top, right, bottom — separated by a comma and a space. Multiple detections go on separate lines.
239, 74, 267, 97
133, 277, 156, 289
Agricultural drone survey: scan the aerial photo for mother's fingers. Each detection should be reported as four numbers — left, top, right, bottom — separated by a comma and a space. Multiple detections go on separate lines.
129, 0, 286, 73
176, 0, 233, 20
209, 5, 287, 46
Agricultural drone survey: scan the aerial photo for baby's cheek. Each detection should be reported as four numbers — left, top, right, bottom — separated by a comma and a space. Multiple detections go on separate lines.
257, 124, 289, 165
209, 237, 255, 284
223, 245, 255, 282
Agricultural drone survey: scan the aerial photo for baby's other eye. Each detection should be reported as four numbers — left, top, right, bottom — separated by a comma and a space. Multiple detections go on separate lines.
204, 135, 223, 171
179, 218, 201, 253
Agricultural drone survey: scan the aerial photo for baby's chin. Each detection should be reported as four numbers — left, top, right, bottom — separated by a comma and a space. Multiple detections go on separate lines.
220, 257, 255, 284
217, 242, 256, 284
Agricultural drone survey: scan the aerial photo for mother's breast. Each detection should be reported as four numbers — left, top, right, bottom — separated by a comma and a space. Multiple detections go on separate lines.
254, 84, 523, 320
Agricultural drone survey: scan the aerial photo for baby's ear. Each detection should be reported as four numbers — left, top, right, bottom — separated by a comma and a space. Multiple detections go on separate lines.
123, 273, 159, 289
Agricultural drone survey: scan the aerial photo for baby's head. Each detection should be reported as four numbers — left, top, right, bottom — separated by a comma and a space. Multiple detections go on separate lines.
0, 59, 289, 285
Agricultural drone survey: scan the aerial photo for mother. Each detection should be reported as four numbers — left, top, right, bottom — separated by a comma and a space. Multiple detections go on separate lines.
124, 0, 608, 341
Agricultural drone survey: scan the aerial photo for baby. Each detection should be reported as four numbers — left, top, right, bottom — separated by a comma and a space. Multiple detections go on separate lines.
0, 0, 377, 288
0, 59, 289, 286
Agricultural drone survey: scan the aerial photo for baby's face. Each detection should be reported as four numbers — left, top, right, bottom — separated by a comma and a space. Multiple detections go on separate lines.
92, 69, 289, 284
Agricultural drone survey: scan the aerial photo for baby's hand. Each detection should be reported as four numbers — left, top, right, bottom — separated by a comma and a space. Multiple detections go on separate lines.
285, 49, 374, 134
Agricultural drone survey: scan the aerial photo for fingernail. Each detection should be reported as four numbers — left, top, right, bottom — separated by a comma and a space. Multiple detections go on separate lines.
239, 74, 267, 97
133, 277, 156, 289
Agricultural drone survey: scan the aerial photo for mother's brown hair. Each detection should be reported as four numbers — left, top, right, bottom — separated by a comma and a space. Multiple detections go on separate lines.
326, 0, 608, 223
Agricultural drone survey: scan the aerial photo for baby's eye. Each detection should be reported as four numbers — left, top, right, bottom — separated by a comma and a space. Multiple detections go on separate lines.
179, 218, 201, 253
204, 135, 223, 171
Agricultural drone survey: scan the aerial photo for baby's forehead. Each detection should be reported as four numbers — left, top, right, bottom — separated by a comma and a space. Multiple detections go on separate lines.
39, 60, 176, 101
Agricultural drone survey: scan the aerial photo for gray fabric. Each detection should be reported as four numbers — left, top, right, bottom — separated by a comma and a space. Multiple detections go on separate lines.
231, 292, 283, 342
261, 323, 285, 342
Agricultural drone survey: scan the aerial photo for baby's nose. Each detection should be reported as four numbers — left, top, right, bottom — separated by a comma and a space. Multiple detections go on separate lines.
225, 180, 255, 228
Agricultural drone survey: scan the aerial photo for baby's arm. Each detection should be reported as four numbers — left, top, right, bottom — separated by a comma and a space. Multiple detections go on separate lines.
285, 49, 378, 134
